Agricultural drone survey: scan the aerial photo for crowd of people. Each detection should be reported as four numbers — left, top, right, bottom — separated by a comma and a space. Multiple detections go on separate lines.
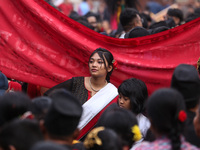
0, 47, 199, 150
45, 0, 200, 38
0, 0, 200, 150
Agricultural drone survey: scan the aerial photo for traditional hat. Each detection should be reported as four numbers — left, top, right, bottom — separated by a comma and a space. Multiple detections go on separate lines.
44, 89, 83, 136
171, 64, 200, 102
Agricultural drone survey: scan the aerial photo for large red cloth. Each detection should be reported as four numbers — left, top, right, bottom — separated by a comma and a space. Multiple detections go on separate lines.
0, 0, 200, 95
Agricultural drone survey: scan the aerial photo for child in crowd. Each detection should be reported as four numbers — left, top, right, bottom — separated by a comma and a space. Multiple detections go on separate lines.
83, 126, 122, 150
96, 107, 142, 150
117, 78, 150, 139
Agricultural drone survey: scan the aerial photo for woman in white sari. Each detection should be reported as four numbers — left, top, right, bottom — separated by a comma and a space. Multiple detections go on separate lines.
44, 48, 118, 140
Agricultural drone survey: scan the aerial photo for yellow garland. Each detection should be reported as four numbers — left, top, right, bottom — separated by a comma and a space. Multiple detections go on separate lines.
83, 127, 105, 149
131, 125, 142, 141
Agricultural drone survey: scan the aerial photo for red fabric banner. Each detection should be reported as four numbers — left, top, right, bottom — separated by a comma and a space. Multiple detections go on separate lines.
0, 0, 200, 95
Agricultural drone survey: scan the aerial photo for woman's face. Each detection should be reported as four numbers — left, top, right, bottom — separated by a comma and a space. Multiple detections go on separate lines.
89, 53, 110, 78
118, 93, 131, 110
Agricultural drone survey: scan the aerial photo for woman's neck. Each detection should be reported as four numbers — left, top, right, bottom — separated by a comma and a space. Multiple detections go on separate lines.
90, 76, 107, 87
85, 76, 108, 94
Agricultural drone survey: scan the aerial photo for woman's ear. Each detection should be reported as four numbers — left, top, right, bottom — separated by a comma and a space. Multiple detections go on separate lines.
107, 65, 113, 73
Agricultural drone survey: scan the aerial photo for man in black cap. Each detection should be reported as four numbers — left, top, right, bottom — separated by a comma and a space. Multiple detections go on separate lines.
171, 64, 200, 147
40, 89, 84, 150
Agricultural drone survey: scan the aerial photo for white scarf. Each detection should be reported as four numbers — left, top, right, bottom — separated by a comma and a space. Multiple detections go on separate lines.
78, 83, 118, 130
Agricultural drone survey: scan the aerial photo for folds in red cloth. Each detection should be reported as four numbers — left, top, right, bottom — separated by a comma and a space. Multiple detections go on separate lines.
0, 0, 200, 95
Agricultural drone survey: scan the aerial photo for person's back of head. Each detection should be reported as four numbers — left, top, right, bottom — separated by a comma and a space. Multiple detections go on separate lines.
30, 141, 69, 150
185, 13, 200, 23
76, 16, 95, 30
0, 72, 8, 96
118, 78, 148, 114
171, 64, 200, 110
0, 92, 31, 127
125, 26, 150, 39
96, 108, 142, 148
31, 96, 52, 120
0, 119, 43, 150
44, 89, 82, 140
149, 26, 169, 34
194, 8, 200, 15
149, 21, 169, 29
84, 127, 122, 150
167, 8, 183, 25
140, 13, 152, 29
120, 8, 142, 32
147, 88, 187, 150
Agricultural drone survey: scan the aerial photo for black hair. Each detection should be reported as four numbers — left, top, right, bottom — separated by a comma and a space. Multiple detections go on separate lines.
69, 11, 80, 21
125, 26, 150, 39
119, 8, 139, 32
149, 21, 169, 29
185, 13, 200, 23
118, 78, 148, 114
194, 8, 200, 15
30, 96, 52, 120
149, 26, 169, 34
140, 13, 150, 29
96, 108, 138, 147
0, 92, 31, 127
85, 11, 98, 19
84, 127, 122, 150
77, 16, 95, 30
147, 88, 186, 150
0, 119, 43, 150
167, 8, 184, 23
89, 48, 114, 82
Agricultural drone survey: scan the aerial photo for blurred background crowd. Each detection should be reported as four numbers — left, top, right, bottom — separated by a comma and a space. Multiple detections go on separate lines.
44, 0, 200, 38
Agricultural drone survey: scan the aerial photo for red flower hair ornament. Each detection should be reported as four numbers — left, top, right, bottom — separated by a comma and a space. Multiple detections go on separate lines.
178, 110, 187, 122
112, 60, 118, 70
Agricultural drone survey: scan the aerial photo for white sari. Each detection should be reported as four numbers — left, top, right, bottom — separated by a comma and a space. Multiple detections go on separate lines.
78, 83, 118, 130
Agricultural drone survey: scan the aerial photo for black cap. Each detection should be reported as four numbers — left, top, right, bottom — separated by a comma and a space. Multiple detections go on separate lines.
125, 27, 150, 39
44, 89, 83, 136
171, 64, 200, 102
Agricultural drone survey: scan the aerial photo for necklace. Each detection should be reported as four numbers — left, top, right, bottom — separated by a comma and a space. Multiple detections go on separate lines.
89, 77, 107, 92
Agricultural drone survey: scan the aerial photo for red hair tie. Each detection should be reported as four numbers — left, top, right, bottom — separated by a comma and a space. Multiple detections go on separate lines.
178, 110, 187, 122
112, 60, 118, 70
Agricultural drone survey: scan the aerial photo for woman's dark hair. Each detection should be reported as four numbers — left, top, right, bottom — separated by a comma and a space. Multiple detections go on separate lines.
118, 78, 148, 114
84, 127, 122, 150
147, 88, 186, 150
96, 107, 138, 147
89, 48, 114, 82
